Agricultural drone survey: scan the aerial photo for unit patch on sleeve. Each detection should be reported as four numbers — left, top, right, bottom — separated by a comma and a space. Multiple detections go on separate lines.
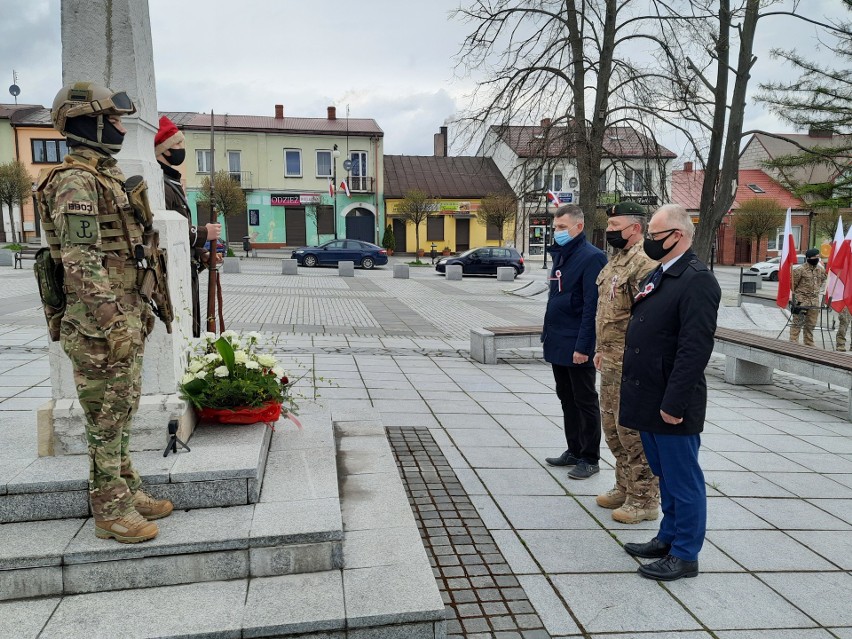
65, 214, 100, 244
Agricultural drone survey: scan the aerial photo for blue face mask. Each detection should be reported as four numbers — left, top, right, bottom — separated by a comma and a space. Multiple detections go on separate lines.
553, 230, 572, 246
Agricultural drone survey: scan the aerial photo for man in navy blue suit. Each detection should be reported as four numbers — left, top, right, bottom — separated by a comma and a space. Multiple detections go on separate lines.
542, 205, 607, 480
619, 204, 721, 581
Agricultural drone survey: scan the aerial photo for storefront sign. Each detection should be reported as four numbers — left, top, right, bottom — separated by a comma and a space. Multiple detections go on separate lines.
439, 201, 472, 213
556, 192, 573, 203
299, 194, 321, 205
271, 194, 300, 206
249, 209, 260, 226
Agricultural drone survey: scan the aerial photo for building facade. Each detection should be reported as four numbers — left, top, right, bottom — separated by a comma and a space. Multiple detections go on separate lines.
672, 164, 812, 266
481, 120, 676, 258
178, 106, 384, 248
383, 144, 515, 255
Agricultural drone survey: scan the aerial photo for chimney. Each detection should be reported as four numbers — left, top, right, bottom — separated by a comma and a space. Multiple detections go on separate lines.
808, 127, 833, 138
327, 106, 337, 120
434, 126, 448, 157
684, 161, 693, 173
541, 118, 552, 128
274, 104, 284, 119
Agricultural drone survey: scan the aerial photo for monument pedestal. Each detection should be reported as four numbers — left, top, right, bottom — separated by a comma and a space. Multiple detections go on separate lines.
38, 209, 196, 456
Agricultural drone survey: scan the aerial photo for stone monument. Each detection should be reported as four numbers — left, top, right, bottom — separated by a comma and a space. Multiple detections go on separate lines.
37, 0, 195, 455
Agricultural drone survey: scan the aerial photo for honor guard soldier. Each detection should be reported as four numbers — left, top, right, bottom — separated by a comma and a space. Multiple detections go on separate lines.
37, 82, 174, 543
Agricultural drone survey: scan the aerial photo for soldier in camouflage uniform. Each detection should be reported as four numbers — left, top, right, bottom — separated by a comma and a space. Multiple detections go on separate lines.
790, 248, 827, 347
41, 82, 173, 543
837, 307, 851, 351
593, 201, 660, 524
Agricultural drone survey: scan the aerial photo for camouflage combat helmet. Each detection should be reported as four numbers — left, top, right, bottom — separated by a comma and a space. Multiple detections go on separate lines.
51, 82, 136, 153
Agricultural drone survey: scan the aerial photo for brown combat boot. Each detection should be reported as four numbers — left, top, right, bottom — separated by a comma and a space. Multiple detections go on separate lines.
595, 488, 626, 509
95, 510, 159, 543
133, 489, 174, 520
612, 503, 659, 524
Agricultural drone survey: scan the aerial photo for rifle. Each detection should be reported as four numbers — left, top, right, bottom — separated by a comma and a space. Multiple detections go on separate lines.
124, 175, 174, 333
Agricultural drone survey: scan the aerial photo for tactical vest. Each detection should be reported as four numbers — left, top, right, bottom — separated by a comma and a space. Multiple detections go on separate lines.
36, 154, 142, 263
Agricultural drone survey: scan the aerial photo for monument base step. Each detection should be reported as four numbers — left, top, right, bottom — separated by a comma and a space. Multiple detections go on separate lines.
0, 409, 445, 637
0, 421, 276, 524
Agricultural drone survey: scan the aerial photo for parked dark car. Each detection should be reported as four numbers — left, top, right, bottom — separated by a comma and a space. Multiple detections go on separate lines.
435, 247, 525, 276
291, 239, 388, 270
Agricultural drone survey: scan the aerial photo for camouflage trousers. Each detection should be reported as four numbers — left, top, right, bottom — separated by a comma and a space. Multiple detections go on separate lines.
790, 308, 819, 346
599, 357, 659, 509
837, 308, 851, 351
60, 322, 145, 520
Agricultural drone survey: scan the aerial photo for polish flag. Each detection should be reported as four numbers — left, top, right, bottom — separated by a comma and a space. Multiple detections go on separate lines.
546, 190, 559, 206
825, 217, 844, 306
835, 224, 852, 312
340, 180, 351, 197
328, 178, 335, 198
776, 208, 796, 309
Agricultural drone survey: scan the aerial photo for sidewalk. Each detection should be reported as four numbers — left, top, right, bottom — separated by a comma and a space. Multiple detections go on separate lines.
1, 261, 851, 637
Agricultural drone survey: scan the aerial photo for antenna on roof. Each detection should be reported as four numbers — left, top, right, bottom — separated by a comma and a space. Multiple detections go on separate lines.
9, 70, 20, 105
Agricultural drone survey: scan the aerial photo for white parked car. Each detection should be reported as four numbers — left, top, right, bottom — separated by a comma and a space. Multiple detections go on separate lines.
749, 255, 806, 281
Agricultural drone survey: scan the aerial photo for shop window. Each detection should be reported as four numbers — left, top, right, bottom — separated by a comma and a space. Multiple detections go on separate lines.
316, 206, 334, 234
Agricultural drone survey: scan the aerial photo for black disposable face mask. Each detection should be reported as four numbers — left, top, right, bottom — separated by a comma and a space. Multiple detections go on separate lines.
165, 148, 186, 166
643, 230, 678, 261
605, 229, 629, 249
808, 258, 820, 265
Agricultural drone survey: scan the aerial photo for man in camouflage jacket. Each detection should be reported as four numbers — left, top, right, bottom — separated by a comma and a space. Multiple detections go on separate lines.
593, 202, 660, 524
41, 82, 173, 543
791, 248, 827, 347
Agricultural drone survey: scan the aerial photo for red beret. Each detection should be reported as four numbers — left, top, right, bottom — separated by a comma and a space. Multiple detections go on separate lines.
155, 116, 184, 156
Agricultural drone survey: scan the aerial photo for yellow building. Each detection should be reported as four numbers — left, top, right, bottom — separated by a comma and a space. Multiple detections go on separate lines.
383, 154, 516, 254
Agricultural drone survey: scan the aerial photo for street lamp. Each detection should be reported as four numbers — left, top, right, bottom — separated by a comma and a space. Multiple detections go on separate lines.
332, 144, 341, 240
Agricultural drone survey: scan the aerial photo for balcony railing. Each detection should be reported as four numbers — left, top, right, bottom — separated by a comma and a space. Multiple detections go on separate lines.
228, 171, 253, 189
348, 175, 375, 193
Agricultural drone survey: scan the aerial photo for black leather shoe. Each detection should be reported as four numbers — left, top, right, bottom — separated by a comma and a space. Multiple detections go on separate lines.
545, 450, 580, 467
638, 554, 699, 581
567, 460, 599, 479
624, 537, 671, 559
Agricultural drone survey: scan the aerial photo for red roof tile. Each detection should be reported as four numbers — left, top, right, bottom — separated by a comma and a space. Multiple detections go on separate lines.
672, 168, 809, 212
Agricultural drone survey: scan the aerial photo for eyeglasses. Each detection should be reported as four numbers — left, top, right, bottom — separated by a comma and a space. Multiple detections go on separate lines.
645, 228, 680, 241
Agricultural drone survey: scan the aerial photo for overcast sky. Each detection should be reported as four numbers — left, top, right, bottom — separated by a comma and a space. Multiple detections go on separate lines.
0, 0, 847, 158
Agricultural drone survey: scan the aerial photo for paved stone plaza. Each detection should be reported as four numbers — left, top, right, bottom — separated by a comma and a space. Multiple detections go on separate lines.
1, 257, 851, 637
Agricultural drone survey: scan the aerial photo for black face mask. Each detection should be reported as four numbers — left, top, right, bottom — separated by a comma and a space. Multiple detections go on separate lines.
165, 148, 186, 166
605, 229, 629, 250
808, 258, 820, 265
643, 230, 678, 261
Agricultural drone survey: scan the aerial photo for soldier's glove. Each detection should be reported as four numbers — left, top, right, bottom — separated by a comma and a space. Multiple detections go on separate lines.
106, 322, 134, 362
144, 311, 156, 337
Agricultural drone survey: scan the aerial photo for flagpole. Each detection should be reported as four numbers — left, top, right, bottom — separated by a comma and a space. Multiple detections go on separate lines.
207, 110, 218, 334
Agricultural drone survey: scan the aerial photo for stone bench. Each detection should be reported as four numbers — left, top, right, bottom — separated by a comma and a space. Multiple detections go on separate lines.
714, 326, 852, 420
470, 325, 542, 365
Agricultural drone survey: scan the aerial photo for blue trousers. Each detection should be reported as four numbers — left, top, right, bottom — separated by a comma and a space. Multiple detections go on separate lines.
639, 431, 706, 562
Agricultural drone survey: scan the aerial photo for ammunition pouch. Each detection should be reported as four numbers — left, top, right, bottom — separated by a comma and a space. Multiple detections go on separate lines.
34, 248, 66, 342
124, 175, 154, 230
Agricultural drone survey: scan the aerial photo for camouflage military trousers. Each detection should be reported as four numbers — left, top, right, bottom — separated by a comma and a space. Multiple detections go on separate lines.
599, 357, 659, 509
790, 308, 819, 346
60, 323, 145, 520
837, 309, 851, 351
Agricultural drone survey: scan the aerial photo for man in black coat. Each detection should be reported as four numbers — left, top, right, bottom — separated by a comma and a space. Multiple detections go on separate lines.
542, 205, 607, 480
619, 203, 721, 581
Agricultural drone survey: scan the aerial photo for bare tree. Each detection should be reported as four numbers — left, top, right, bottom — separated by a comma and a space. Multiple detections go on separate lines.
649, 0, 849, 261
454, 0, 676, 224
397, 189, 439, 262
476, 193, 517, 246
733, 197, 785, 258
0, 161, 33, 243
